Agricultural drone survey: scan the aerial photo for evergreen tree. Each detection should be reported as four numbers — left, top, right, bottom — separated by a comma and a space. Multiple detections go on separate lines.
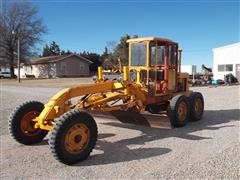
80, 51, 102, 72
49, 41, 60, 55
41, 41, 61, 56
42, 45, 51, 56
65, 50, 72, 55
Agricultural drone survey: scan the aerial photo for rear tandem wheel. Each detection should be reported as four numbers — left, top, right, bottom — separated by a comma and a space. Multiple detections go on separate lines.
189, 92, 204, 121
167, 95, 190, 128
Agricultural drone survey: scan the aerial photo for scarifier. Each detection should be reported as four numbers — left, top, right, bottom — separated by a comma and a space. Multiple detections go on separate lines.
9, 37, 204, 165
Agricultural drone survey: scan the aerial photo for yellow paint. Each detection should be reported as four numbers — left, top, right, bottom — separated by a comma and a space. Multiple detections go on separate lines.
146, 41, 150, 67
34, 81, 117, 130
126, 37, 175, 43
123, 66, 129, 94
179, 72, 189, 91
168, 70, 176, 90
98, 66, 103, 80
123, 66, 129, 81
113, 82, 123, 89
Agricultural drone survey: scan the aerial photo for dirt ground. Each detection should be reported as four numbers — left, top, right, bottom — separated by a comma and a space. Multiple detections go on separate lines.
0, 77, 94, 87
0, 79, 239, 179
0, 75, 121, 88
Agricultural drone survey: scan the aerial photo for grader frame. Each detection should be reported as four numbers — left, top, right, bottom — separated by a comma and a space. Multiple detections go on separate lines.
9, 37, 204, 165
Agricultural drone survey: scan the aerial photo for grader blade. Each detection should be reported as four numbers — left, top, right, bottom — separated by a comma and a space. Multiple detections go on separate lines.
88, 110, 172, 129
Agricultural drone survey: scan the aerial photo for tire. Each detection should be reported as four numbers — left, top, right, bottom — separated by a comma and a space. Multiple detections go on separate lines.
189, 92, 204, 121
9, 101, 48, 145
167, 95, 190, 128
49, 109, 98, 165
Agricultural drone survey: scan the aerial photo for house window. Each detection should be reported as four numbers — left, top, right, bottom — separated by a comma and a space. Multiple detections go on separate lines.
61, 62, 66, 73
80, 63, 84, 72
218, 64, 233, 72
226, 64, 233, 71
218, 65, 225, 72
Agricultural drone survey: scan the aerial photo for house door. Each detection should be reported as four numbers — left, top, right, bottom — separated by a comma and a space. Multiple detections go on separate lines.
236, 64, 240, 82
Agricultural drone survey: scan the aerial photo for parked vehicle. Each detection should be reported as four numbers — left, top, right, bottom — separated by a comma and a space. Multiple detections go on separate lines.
0, 71, 11, 78
211, 79, 225, 85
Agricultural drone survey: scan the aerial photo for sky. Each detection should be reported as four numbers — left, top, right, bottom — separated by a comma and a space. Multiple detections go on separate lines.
32, 0, 239, 70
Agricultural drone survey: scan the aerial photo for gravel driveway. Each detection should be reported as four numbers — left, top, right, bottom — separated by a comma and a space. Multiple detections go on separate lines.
0, 83, 239, 179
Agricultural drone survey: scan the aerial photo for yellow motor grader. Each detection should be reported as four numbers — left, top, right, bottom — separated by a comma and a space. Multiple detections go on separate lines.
9, 37, 204, 165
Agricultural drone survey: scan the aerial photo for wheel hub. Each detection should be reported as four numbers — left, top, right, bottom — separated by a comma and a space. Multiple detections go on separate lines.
177, 101, 187, 122
64, 123, 90, 154
74, 134, 82, 143
20, 111, 41, 136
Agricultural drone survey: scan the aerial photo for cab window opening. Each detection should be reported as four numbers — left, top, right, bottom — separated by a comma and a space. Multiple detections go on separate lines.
131, 42, 147, 66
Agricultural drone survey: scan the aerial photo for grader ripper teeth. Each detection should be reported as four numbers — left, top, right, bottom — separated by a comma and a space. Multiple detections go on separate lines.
9, 37, 204, 165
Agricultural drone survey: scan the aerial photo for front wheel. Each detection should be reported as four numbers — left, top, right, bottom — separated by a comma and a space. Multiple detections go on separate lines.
49, 109, 98, 165
9, 101, 48, 145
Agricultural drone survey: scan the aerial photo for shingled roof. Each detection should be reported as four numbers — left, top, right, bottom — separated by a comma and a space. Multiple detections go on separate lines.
27, 54, 92, 65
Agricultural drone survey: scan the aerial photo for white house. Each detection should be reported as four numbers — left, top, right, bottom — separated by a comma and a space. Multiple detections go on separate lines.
213, 42, 240, 81
181, 65, 197, 75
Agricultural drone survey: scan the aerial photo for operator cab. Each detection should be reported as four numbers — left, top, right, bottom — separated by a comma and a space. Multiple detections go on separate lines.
127, 37, 180, 96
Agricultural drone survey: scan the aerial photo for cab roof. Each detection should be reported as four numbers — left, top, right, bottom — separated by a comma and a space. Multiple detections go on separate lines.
126, 37, 177, 44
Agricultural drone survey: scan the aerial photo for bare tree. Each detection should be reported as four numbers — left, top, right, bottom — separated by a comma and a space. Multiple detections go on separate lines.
0, 1, 46, 77
38, 63, 56, 78
106, 41, 117, 54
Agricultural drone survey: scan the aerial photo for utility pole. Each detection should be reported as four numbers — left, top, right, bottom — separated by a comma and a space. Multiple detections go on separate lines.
17, 38, 20, 83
